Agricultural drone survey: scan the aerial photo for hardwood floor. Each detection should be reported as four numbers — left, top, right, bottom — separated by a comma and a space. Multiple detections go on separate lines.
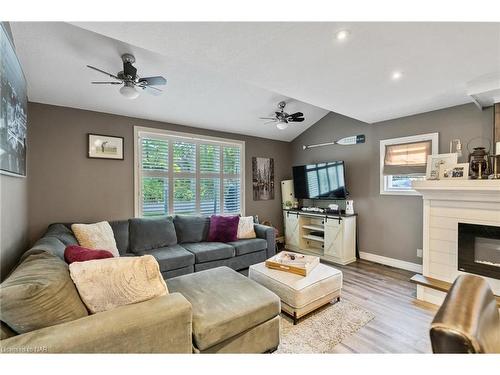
328, 259, 438, 353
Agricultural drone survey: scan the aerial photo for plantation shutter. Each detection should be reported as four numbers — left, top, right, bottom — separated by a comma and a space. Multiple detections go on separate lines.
383, 140, 431, 175
140, 138, 169, 216
223, 146, 241, 214
137, 130, 243, 217
200, 143, 221, 215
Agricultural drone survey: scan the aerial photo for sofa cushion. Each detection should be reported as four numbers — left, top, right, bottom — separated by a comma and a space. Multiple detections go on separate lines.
44, 223, 79, 246
69, 255, 168, 314
137, 245, 195, 272
71, 221, 120, 257
228, 238, 268, 256
181, 242, 235, 263
168, 266, 280, 351
174, 215, 210, 243
129, 217, 177, 253
109, 220, 130, 255
0, 252, 89, 334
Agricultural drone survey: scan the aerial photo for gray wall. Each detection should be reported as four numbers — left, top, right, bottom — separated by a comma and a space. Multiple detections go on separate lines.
0, 22, 29, 280
291, 104, 493, 264
27, 102, 291, 244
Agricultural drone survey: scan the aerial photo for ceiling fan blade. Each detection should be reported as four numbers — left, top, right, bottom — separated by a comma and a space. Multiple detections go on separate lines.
139, 76, 167, 86
264, 121, 276, 125
289, 112, 304, 118
91, 81, 122, 84
87, 65, 121, 80
123, 61, 137, 79
259, 117, 276, 120
139, 84, 163, 96
290, 117, 305, 122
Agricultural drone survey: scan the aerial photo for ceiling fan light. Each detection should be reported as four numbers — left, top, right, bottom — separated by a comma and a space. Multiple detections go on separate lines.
276, 121, 288, 130
120, 83, 139, 99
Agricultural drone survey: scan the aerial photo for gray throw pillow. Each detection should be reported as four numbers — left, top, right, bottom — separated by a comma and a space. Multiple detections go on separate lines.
174, 215, 210, 243
129, 217, 177, 253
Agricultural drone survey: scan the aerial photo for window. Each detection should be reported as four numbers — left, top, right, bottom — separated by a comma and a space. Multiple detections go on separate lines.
135, 127, 244, 217
380, 133, 438, 195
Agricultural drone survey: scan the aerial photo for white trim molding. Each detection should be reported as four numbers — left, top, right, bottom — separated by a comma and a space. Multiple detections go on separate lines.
379, 132, 439, 196
359, 251, 423, 273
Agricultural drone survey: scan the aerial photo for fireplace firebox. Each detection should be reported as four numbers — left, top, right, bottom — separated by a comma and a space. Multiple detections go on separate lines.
458, 223, 500, 280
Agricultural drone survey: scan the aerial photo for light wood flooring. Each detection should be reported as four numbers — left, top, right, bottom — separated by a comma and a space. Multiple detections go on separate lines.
325, 259, 438, 353
243, 258, 438, 353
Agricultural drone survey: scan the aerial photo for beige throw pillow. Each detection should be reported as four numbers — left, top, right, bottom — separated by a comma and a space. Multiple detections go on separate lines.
237, 216, 257, 239
69, 255, 168, 314
71, 221, 120, 257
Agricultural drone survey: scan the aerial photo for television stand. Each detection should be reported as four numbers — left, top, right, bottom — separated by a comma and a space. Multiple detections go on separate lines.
282, 209, 357, 265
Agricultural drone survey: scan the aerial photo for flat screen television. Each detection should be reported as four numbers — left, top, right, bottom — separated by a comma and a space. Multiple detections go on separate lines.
292, 161, 348, 199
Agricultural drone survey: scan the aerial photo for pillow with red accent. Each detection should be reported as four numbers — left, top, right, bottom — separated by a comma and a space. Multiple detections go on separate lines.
64, 245, 114, 264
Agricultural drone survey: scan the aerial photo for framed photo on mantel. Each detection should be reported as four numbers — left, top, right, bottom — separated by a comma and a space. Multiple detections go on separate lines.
88, 133, 124, 160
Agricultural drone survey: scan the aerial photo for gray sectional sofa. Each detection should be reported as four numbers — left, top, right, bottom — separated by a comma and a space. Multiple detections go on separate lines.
35, 215, 276, 279
1, 215, 281, 353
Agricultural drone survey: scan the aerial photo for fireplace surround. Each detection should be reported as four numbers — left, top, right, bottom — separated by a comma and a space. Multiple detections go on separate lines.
413, 179, 500, 305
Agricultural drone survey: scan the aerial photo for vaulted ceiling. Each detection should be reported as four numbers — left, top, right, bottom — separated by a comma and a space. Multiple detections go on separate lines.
11, 22, 500, 141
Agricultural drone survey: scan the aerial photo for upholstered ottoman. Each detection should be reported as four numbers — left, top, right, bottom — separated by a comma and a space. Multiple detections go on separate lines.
249, 261, 342, 324
168, 266, 281, 353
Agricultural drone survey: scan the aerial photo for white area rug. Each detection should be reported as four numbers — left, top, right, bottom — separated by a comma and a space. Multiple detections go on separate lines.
275, 299, 375, 353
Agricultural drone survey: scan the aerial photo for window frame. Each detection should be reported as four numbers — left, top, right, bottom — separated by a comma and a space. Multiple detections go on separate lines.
379, 132, 438, 196
134, 126, 245, 217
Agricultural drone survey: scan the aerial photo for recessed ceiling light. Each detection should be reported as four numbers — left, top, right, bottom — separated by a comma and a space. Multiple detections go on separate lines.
335, 30, 350, 41
391, 71, 403, 81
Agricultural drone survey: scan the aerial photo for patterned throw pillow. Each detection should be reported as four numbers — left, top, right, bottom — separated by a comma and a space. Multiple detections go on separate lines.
69, 255, 168, 314
237, 216, 257, 239
71, 221, 120, 257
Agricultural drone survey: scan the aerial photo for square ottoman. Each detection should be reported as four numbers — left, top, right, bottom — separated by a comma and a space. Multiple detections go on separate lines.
168, 266, 281, 353
249, 261, 342, 324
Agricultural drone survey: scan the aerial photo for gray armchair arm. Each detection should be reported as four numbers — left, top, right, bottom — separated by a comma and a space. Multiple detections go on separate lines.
254, 224, 276, 258
0, 293, 192, 353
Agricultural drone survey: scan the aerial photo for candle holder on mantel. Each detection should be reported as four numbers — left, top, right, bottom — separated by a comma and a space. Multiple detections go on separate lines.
489, 141, 500, 179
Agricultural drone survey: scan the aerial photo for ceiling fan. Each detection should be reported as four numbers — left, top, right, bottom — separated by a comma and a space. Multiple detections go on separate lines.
259, 101, 305, 130
87, 54, 166, 99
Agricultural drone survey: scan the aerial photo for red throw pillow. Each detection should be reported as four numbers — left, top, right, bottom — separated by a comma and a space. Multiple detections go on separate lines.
207, 215, 239, 242
64, 245, 114, 264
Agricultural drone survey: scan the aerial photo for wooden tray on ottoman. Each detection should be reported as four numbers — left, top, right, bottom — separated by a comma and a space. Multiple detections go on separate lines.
265, 251, 319, 276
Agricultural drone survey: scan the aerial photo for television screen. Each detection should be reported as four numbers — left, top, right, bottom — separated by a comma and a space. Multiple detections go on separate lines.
292, 161, 347, 199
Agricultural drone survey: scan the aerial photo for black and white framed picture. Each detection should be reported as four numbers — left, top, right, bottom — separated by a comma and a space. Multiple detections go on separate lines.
0, 24, 28, 177
252, 157, 275, 201
88, 133, 124, 160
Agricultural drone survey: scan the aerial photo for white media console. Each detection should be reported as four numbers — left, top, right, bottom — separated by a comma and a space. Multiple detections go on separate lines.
283, 210, 357, 265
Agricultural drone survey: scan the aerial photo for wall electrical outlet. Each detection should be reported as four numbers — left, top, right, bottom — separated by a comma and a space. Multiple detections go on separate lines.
417, 248, 423, 258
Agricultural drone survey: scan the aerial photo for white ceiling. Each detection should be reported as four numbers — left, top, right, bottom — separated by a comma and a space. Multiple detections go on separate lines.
10, 22, 328, 141
11, 22, 500, 142
73, 22, 500, 123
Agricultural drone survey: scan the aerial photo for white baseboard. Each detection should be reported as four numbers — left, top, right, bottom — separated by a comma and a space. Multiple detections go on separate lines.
359, 251, 423, 273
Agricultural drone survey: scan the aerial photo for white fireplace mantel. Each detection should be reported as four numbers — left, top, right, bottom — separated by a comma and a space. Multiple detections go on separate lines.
412, 179, 500, 305
413, 179, 500, 202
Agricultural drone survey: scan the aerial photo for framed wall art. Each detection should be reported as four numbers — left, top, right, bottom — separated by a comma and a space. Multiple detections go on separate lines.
88, 133, 124, 160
